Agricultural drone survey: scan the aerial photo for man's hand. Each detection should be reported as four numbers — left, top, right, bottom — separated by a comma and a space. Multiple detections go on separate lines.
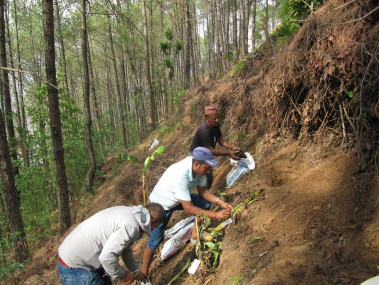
120, 272, 135, 284
135, 271, 148, 282
229, 150, 240, 160
215, 209, 231, 219
218, 200, 233, 212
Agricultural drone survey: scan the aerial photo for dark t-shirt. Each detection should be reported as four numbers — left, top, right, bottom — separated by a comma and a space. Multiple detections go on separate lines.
189, 121, 222, 152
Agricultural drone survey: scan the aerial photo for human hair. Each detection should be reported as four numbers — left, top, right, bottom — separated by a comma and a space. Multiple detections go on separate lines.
145, 203, 165, 224
192, 158, 206, 165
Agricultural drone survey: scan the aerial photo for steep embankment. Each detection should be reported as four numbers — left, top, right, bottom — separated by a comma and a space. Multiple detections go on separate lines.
14, 0, 378, 284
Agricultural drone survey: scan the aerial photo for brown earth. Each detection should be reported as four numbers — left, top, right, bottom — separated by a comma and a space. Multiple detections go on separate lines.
17, 125, 378, 285
5, 0, 379, 284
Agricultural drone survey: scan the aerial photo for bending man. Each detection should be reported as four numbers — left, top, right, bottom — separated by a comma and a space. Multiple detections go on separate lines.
142, 147, 233, 278
58, 203, 165, 285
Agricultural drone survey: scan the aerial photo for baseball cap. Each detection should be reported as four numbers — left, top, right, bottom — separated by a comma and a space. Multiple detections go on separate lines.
192, 147, 219, 167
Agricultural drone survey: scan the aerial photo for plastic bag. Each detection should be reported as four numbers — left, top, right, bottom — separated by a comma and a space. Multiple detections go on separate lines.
141, 277, 152, 285
161, 218, 195, 261
226, 152, 255, 187
149, 138, 160, 151
164, 216, 195, 239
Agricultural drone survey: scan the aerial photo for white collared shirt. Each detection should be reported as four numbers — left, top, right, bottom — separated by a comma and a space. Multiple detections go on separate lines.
149, 157, 207, 210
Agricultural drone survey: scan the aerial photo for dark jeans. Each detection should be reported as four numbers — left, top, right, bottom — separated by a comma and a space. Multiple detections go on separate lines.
147, 193, 212, 250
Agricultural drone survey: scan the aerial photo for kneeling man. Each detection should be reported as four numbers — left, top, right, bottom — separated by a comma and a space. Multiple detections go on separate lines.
142, 147, 233, 278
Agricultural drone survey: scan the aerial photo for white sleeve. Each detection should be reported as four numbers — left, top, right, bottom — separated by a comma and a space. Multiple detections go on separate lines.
99, 226, 138, 279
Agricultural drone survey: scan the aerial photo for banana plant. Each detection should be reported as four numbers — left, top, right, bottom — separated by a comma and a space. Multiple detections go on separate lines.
142, 144, 165, 205
116, 143, 165, 205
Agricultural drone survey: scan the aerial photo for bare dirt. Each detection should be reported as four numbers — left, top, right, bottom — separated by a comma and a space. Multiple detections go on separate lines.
17, 126, 378, 285
5, 0, 379, 284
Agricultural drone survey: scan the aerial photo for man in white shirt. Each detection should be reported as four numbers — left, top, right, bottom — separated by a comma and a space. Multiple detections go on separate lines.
142, 147, 233, 278
58, 203, 165, 285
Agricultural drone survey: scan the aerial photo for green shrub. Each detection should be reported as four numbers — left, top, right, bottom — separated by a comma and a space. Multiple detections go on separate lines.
235, 60, 245, 74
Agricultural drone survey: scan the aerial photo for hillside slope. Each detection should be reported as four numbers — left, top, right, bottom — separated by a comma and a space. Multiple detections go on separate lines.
10, 0, 379, 284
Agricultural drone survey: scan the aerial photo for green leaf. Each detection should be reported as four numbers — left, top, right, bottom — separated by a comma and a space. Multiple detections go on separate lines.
143, 157, 152, 175
213, 251, 219, 268
143, 145, 165, 175
154, 144, 165, 155
251, 236, 262, 242
174, 40, 183, 53
232, 203, 243, 216
167, 257, 191, 285
164, 28, 173, 40
345, 90, 354, 98
204, 242, 216, 250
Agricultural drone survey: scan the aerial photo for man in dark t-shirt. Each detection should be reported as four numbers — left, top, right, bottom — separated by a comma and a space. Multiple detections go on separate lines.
189, 105, 241, 188
189, 121, 222, 151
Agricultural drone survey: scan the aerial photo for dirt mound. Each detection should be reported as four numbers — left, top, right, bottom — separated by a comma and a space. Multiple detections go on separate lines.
128, 137, 377, 285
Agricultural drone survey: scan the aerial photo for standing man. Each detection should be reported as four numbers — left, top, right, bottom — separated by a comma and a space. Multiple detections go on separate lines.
58, 203, 165, 285
190, 105, 241, 158
189, 105, 241, 188
142, 147, 233, 278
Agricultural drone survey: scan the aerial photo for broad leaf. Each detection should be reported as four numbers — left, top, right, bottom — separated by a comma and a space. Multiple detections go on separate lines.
153, 145, 165, 155
143, 156, 152, 175
204, 242, 216, 250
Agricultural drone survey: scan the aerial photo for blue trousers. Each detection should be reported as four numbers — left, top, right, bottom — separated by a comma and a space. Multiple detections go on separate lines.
147, 193, 211, 250
58, 261, 112, 285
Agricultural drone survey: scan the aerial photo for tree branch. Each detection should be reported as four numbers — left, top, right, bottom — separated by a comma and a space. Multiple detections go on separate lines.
341, 5, 379, 24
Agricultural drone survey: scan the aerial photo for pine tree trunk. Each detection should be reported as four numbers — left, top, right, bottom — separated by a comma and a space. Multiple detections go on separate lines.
184, 0, 191, 89
42, 0, 71, 234
5, 9, 27, 168
141, 0, 156, 129
271, 0, 277, 30
55, 0, 70, 97
225, 0, 230, 70
12, 0, 26, 132
239, 0, 246, 57
104, 45, 116, 147
107, 17, 127, 148
266, 0, 269, 28
193, 1, 202, 82
81, 0, 96, 195
208, 4, 215, 79
5, 10, 21, 130
0, 0, 18, 170
120, 49, 129, 146
87, 38, 101, 131
251, 0, 257, 51
233, 0, 238, 62
216, 2, 224, 74
245, 1, 252, 54
0, 108, 29, 262
190, 2, 198, 85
